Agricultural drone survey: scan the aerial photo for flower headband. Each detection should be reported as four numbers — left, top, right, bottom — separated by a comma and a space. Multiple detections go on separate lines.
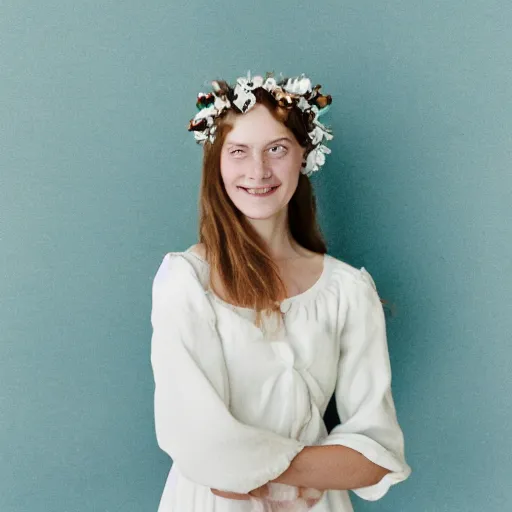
187, 71, 334, 176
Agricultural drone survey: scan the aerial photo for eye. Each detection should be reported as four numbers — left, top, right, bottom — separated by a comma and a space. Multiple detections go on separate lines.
230, 149, 244, 156
269, 145, 286, 154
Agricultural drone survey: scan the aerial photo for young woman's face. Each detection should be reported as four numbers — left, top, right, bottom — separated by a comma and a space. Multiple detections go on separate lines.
220, 103, 306, 220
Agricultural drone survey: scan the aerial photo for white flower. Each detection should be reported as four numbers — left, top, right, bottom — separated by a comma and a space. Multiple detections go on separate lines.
283, 75, 312, 95
193, 105, 217, 122
296, 96, 311, 112
320, 128, 334, 142
249, 75, 264, 89
232, 84, 256, 112
308, 126, 325, 145
235, 77, 249, 90
194, 130, 208, 143
304, 144, 332, 175
263, 77, 277, 91
311, 115, 334, 144
214, 96, 230, 112
313, 115, 331, 132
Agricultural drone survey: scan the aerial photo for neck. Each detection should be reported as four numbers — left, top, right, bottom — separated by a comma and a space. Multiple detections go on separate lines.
245, 208, 303, 260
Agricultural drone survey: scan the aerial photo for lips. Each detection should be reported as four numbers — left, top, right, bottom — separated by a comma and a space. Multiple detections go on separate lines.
237, 185, 280, 199
237, 185, 280, 196
238, 186, 280, 190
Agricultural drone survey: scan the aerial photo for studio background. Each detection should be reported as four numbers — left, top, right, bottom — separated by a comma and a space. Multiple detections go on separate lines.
1, 1, 510, 511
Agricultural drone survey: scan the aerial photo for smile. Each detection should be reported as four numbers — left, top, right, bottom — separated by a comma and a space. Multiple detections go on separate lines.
237, 185, 280, 197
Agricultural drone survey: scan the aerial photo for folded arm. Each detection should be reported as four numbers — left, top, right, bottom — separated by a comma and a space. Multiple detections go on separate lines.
272, 268, 411, 499
150, 253, 306, 495
270, 444, 391, 490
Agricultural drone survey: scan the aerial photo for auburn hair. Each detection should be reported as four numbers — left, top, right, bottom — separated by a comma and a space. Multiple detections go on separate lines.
196, 87, 328, 334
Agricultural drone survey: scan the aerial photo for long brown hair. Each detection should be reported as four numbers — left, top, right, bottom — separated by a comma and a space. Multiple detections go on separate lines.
196, 87, 328, 333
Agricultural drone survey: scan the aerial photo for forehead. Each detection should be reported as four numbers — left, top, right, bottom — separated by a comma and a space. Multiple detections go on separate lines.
224, 104, 292, 146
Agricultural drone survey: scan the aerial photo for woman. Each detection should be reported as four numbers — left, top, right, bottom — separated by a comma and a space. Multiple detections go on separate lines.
150, 71, 412, 511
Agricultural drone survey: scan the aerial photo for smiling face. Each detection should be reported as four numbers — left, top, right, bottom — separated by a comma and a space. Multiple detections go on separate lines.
220, 103, 306, 221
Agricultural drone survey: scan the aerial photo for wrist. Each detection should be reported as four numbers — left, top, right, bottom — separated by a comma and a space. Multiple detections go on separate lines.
271, 446, 314, 487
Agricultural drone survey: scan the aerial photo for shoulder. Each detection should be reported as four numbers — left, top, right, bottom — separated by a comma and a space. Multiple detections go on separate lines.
152, 251, 204, 295
152, 251, 214, 314
323, 257, 385, 331
187, 243, 206, 260
151, 252, 217, 329
327, 255, 379, 296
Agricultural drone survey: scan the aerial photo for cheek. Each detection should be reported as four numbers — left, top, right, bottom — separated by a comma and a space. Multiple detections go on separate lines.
220, 166, 244, 204
276, 148, 305, 171
220, 159, 239, 185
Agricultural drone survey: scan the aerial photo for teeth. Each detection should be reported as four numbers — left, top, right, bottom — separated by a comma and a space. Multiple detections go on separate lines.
244, 187, 276, 195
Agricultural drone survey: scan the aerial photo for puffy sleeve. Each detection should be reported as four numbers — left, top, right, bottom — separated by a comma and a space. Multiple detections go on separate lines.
321, 267, 412, 501
150, 253, 306, 494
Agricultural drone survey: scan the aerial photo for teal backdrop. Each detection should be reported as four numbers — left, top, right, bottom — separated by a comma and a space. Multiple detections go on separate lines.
1, 1, 510, 511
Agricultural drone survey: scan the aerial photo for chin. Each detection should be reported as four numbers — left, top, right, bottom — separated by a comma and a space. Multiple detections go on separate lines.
243, 212, 278, 220
237, 204, 286, 220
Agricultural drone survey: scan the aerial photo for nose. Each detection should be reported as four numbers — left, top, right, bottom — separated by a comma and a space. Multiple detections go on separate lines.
249, 153, 270, 180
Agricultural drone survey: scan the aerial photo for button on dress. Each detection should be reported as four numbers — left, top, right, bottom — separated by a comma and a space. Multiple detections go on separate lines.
150, 249, 412, 511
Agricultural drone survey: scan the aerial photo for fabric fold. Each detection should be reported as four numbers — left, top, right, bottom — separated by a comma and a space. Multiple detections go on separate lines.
321, 267, 412, 500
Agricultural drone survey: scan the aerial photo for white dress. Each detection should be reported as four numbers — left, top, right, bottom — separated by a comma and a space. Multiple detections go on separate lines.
150, 249, 412, 511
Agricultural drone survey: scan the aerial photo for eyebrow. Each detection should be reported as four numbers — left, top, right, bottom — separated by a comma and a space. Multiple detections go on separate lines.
225, 136, 292, 148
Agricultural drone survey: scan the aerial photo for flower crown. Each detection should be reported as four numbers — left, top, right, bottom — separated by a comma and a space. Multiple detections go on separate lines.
187, 71, 334, 176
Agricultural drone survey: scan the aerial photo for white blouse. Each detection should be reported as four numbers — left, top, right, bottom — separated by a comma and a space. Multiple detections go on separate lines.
150, 249, 412, 511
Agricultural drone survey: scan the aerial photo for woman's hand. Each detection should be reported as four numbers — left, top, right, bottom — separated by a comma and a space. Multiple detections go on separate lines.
210, 488, 251, 500
211, 483, 268, 501
298, 486, 325, 507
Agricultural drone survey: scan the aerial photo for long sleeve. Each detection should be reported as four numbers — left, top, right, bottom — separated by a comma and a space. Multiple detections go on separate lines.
150, 253, 306, 494
321, 267, 412, 501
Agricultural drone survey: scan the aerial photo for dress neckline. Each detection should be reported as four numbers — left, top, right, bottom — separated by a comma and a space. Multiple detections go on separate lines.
184, 248, 332, 312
